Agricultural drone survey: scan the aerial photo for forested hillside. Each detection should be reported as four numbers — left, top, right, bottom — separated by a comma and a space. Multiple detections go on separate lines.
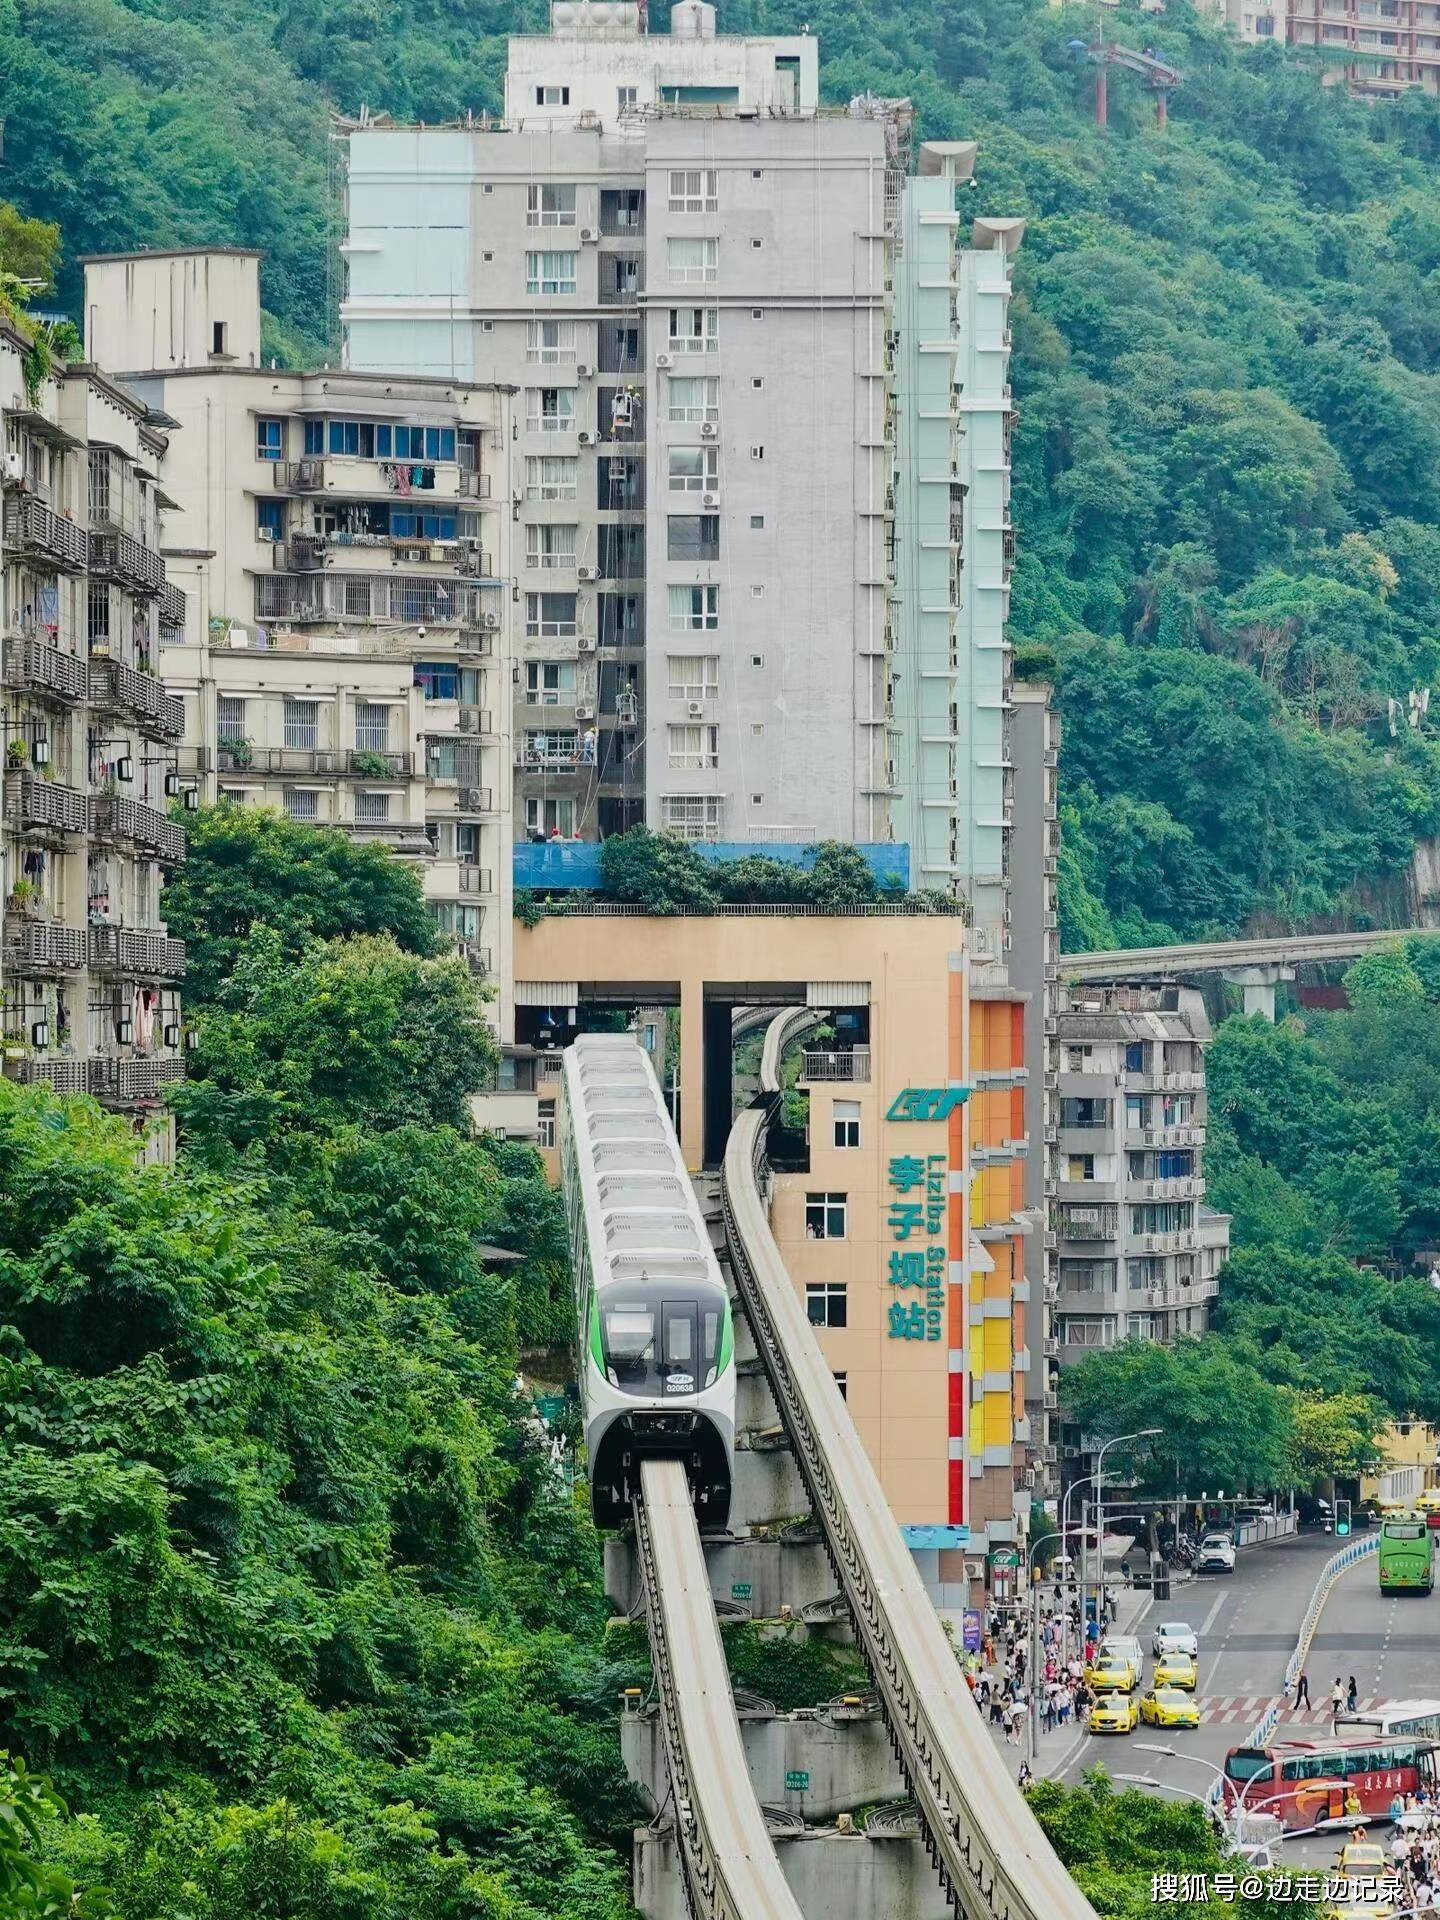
8, 0, 1440, 940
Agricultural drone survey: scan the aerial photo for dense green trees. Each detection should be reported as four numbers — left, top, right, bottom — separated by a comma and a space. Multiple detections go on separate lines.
0, 821, 628, 1919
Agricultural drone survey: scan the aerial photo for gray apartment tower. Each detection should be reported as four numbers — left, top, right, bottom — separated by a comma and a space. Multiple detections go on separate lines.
342, 0, 897, 846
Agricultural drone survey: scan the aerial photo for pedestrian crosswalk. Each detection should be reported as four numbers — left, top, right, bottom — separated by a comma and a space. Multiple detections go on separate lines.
1196, 1694, 1390, 1727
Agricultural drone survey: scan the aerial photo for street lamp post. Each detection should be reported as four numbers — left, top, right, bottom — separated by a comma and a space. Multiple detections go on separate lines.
1095, 1428, 1162, 1630
1060, 1471, 1099, 1661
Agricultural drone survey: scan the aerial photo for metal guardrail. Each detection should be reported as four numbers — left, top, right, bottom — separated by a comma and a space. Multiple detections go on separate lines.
633, 1458, 805, 1920
720, 1010, 1096, 1920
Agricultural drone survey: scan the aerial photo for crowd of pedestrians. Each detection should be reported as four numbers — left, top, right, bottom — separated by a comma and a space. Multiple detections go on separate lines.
1385, 1791, 1440, 1912
962, 1596, 1113, 1746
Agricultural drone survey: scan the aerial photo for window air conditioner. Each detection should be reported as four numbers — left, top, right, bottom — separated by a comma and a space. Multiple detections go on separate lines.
1, 452, 23, 484
458, 710, 477, 732
700, 422, 718, 439
479, 613, 499, 631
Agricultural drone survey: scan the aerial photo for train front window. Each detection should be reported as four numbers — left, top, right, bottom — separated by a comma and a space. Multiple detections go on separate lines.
602, 1294, 724, 1395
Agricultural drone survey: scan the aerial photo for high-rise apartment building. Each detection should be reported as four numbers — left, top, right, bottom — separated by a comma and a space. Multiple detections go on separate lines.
2, 323, 189, 1150
342, 0, 895, 846
1053, 981, 1231, 1358
82, 250, 516, 1034
1202, 0, 1440, 98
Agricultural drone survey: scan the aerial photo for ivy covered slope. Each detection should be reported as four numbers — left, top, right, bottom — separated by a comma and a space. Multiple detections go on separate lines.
0, 808, 637, 1920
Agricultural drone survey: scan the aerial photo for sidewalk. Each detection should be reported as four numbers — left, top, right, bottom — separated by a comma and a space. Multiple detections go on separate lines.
974, 1584, 1153, 1780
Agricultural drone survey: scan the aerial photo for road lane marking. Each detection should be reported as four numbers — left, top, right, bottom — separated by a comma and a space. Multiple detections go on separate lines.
1198, 1593, 1227, 1639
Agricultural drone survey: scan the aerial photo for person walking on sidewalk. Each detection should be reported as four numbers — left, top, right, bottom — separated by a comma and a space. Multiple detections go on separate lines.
1331, 1678, 1345, 1734
1294, 1669, 1311, 1710
1347, 1675, 1359, 1713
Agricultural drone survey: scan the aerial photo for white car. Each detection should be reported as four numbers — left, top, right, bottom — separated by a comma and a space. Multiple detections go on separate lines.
1197, 1534, 1237, 1573
1152, 1620, 1199, 1659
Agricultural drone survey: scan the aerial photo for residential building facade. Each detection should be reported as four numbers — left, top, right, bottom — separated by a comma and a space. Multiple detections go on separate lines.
1053, 981, 1231, 1360
80, 250, 517, 1036
1, 325, 188, 1151
1203, 0, 1440, 97
341, 1, 898, 847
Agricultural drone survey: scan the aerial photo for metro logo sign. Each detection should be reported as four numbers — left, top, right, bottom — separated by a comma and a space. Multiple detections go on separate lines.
885, 1086, 970, 1122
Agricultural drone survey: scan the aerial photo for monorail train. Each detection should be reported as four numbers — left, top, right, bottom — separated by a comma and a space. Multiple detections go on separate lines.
558, 1033, 735, 1528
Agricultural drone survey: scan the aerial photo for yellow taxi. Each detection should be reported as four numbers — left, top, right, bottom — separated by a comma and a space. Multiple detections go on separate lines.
1138, 1686, 1201, 1730
1084, 1656, 1137, 1694
1152, 1653, 1197, 1693
1089, 1692, 1140, 1736
1335, 1839, 1387, 1880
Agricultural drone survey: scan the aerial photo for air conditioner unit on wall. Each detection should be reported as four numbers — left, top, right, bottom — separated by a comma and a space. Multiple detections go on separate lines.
701, 491, 718, 509
577, 635, 597, 652
655, 352, 674, 369
577, 565, 598, 582
575, 704, 595, 721
580, 226, 600, 243
686, 700, 704, 718
700, 422, 718, 439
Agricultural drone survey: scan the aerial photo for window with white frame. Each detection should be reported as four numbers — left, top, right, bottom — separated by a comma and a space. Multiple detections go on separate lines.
526, 388, 577, 433
216, 695, 246, 740
284, 788, 319, 821
617, 85, 637, 109
526, 523, 578, 570
353, 702, 390, 751
666, 237, 717, 284
537, 1110, 556, 1147
833, 1099, 861, 1149
661, 795, 722, 839
525, 592, 578, 638
806, 1282, 848, 1329
526, 251, 577, 296
668, 446, 718, 494
284, 700, 319, 750
667, 307, 718, 352
667, 375, 719, 423
668, 168, 718, 213
527, 183, 577, 227
525, 456, 578, 501
805, 1192, 848, 1240
526, 795, 576, 837
535, 84, 570, 105
666, 654, 719, 702
525, 661, 576, 705
354, 790, 391, 823
668, 584, 719, 631
526, 319, 576, 363
667, 723, 719, 770
218, 786, 247, 806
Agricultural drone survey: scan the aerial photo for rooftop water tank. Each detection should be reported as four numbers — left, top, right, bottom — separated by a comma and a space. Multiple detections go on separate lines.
670, 0, 717, 36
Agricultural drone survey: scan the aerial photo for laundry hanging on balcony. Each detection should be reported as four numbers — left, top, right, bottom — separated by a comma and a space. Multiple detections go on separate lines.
38, 585, 59, 635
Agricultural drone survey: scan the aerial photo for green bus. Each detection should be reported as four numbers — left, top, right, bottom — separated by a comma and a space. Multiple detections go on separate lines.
1379, 1515, 1435, 1595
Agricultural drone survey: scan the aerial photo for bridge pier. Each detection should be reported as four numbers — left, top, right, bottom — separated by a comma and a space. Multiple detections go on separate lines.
1220, 964, 1296, 1023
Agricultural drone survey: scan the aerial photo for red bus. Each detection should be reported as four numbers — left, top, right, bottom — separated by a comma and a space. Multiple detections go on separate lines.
1222, 1736, 1438, 1833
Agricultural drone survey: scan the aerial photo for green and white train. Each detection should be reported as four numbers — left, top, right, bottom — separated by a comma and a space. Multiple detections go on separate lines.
558, 1033, 735, 1529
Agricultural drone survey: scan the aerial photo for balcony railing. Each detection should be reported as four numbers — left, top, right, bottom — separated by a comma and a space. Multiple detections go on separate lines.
273, 459, 328, 492
89, 660, 186, 740
88, 1055, 186, 1104
3, 917, 86, 971
3, 496, 90, 573
255, 573, 493, 627
216, 744, 414, 778
1057, 1211, 1119, 1240
88, 529, 166, 596
458, 471, 493, 499
91, 794, 187, 864
515, 744, 596, 769
2, 634, 89, 704
88, 925, 187, 979
799, 1047, 872, 1083
4, 774, 89, 836
159, 582, 187, 630
2, 1056, 89, 1094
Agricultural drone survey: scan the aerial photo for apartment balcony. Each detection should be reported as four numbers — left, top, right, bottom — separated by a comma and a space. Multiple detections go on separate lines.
344, 819, 433, 854
88, 529, 166, 597
3, 496, 90, 574
2, 635, 89, 704
270, 458, 454, 497
91, 794, 187, 865
273, 459, 329, 493
215, 744, 415, 779
458, 941, 494, 977
159, 582, 187, 631
88, 659, 185, 741
1131, 1123, 1205, 1149
88, 925, 187, 979
1126, 1176, 1203, 1202
458, 470, 493, 500
2, 1055, 89, 1095
1130, 1229, 1200, 1255
799, 1047, 871, 1084
3, 916, 86, 972
1056, 1212, 1120, 1242
456, 866, 496, 895
1124, 1066, 1204, 1094
88, 1055, 186, 1105
4, 773, 89, 837
1129, 1276, 1220, 1313
255, 573, 493, 627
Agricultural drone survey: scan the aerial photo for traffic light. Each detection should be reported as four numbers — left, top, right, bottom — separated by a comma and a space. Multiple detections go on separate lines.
1335, 1498, 1351, 1538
